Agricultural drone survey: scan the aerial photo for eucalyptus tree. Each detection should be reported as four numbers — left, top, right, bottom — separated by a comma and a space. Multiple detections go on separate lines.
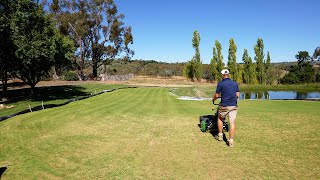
227, 38, 237, 80
295, 51, 311, 65
49, 0, 134, 79
254, 38, 265, 84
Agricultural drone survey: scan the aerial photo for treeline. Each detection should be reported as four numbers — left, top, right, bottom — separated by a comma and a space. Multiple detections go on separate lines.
0, 0, 133, 97
100, 60, 185, 77
184, 30, 320, 85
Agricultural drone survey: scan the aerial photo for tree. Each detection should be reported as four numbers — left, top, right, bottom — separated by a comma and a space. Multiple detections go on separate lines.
265, 51, 271, 71
10, 0, 57, 95
192, 30, 202, 81
295, 51, 310, 65
53, 31, 75, 77
281, 63, 314, 84
215, 40, 224, 81
242, 49, 250, 83
254, 38, 265, 84
210, 47, 219, 82
265, 51, 272, 84
0, 0, 16, 98
183, 60, 195, 81
281, 51, 314, 84
49, 0, 91, 80
236, 64, 243, 83
227, 38, 237, 80
50, 0, 134, 79
249, 58, 258, 84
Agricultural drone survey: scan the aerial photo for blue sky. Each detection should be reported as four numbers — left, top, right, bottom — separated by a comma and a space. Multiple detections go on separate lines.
115, 0, 319, 64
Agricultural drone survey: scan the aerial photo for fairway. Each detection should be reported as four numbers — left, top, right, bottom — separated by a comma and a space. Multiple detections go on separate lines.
1, 87, 320, 179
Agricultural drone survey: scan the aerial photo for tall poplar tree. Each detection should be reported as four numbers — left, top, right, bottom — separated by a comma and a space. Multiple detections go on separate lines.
215, 40, 224, 81
242, 49, 250, 84
236, 64, 243, 83
250, 60, 258, 84
192, 30, 202, 81
254, 38, 265, 84
210, 47, 219, 82
227, 38, 237, 80
265, 51, 271, 84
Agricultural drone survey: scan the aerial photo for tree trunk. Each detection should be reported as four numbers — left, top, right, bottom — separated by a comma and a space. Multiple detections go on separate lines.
1, 69, 8, 99
52, 66, 59, 80
29, 83, 36, 98
92, 58, 98, 78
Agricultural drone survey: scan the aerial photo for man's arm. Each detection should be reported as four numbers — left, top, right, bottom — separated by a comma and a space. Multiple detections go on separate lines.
212, 92, 220, 103
236, 91, 240, 99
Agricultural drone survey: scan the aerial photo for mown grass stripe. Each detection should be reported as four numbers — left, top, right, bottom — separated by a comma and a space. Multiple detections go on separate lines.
1, 87, 320, 179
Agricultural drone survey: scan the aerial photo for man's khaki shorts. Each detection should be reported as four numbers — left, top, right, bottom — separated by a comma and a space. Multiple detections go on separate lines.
218, 106, 238, 124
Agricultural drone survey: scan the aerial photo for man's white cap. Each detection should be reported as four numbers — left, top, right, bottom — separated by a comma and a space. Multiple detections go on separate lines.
221, 69, 229, 75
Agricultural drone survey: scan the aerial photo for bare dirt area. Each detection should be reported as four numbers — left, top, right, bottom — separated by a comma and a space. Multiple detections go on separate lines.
2, 76, 215, 90
125, 76, 215, 87
2, 79, 94, 91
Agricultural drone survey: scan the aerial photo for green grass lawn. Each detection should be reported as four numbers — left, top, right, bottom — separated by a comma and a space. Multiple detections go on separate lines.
0, 84, 129, 117
1, 87, 320, 179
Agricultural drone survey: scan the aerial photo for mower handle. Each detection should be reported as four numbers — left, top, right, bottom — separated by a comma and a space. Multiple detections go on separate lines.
212, 101, 220, 106
212, 96, 221, 106
212, 102, 220, 111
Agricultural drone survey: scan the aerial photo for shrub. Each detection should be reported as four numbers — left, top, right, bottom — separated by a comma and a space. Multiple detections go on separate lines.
63, 71, 78, 81
280, 63, 314, 84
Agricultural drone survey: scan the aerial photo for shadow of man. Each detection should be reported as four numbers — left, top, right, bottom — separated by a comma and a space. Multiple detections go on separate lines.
0, 166, 8, 179
210, 130, 229, 146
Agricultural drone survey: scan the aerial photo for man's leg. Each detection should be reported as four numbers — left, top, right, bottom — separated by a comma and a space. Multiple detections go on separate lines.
217, 116, 223, 134
229, 120, 235, 140
228, 109, 237, 147
216, 116, 224, 141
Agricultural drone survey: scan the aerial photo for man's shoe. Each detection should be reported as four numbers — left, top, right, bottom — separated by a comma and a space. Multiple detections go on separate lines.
215, 134, 223, 141
228, 139, 234, 147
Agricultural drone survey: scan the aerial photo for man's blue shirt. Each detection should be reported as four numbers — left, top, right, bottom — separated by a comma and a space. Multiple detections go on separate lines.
216, 78, 239, 106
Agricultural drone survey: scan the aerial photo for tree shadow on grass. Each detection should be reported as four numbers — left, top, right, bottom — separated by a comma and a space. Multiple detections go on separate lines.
0, 81, 27, 89
3, 85, 90, 104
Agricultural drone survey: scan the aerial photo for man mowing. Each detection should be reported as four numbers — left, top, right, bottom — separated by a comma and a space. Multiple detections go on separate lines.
212, 69, 240, 147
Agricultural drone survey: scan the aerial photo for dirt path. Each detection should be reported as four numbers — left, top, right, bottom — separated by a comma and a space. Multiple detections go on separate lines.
3, 76, 215, 90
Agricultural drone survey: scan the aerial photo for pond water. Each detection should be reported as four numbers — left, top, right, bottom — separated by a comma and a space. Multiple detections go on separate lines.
240, 91, 320, 100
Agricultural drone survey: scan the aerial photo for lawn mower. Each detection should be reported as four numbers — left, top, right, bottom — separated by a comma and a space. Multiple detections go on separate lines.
199, 102, 229, 132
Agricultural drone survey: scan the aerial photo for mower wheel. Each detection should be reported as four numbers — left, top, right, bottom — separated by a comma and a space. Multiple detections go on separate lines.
200, 120, 207, 132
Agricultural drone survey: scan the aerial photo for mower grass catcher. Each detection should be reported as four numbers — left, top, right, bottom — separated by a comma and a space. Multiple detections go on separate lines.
199, 106, 229, 132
